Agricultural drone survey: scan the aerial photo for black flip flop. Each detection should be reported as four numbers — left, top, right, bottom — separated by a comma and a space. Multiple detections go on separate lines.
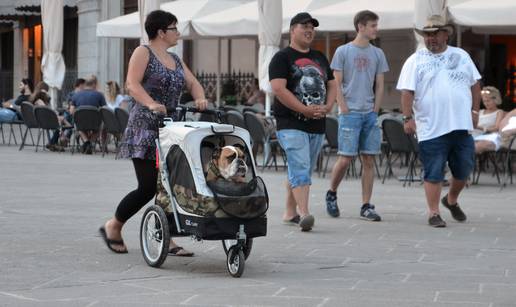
99, 226, 128, 254
168, 246, 194, 257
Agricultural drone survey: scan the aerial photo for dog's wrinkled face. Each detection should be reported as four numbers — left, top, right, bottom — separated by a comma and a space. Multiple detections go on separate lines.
212, 145, 248, 181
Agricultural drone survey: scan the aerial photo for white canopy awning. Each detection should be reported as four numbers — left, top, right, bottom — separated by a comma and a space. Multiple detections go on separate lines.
191, 0, 341, 37
448, 0, 516, 34
96, 0, 246, 39
449, 0, 516, 27
311, 0, 415, 32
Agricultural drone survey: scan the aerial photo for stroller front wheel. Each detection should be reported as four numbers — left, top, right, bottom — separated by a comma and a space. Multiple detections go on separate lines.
140, 205, 170, 268
222, 238, 253, 260
226, 246, 245, 278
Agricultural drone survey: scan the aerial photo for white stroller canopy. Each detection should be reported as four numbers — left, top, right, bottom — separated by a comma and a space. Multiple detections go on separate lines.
159, 121, 253, 197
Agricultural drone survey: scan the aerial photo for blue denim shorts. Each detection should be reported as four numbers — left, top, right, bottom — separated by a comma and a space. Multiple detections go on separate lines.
418, 130, 475, 182
276, 129, 324, 188
338, 111, 381, 156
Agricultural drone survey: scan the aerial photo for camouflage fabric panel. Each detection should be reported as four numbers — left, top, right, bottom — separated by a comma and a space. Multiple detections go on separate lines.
172, 185, 223, 217
155, 172, 172, 214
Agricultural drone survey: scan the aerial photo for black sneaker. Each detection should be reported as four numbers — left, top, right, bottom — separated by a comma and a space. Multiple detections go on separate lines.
325, 191, 340, 218
428, 214, 446, 227
441, 195, 467, 222
360, 203, 381, 221
81, 141, 90, 153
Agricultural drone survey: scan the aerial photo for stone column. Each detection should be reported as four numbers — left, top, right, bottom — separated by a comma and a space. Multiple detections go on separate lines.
77, 0, 122, 88
98, 0, 123, 87
12, 21, 27, 97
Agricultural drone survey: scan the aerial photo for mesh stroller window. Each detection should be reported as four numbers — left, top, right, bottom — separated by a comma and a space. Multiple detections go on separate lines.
167, 145, 196, 192
201, 135, 268, 219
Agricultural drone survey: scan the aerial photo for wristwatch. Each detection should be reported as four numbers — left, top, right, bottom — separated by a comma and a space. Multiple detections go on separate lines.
402, 115, 413, 123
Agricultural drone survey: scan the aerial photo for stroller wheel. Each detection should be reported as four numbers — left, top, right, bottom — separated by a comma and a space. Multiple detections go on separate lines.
140, 205, 170, 268
222, 238, 253, 260
226, 246, 245, 278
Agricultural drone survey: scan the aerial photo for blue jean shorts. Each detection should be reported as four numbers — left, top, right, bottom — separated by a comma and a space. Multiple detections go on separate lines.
276, 129, 324, 188
418, 130, 475, 182
338, 111, 381, 156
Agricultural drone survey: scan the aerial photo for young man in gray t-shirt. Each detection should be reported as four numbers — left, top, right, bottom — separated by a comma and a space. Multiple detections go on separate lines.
325, 10, 389, 221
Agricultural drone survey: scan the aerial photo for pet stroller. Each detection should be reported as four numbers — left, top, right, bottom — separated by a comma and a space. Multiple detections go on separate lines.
140, 107, 268, 277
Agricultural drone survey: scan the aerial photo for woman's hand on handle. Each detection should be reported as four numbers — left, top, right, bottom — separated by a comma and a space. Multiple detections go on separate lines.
149, 102, 166, 115
194, 98, 208, 111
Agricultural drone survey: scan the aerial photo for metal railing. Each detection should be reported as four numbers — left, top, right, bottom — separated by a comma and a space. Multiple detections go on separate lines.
195, 71, 255, 104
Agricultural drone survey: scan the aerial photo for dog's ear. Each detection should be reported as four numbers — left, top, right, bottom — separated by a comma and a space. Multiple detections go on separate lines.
233, 143, 246, 153
211, 147, 222, 161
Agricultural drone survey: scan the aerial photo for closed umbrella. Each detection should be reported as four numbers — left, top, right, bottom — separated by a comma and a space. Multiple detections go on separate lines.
41, 0, 65, 109
258, 0, 281, 117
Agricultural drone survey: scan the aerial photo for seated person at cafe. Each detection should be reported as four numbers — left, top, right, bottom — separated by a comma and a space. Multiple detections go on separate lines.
29, 81, 51, 106
473, 86, 505, 153
0, 78, 33, 124
70, 76, 106, 154
499, 108, 516, 148
245, 78, 266, 106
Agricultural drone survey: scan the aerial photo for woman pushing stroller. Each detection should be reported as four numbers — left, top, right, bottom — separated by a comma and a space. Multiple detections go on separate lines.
99, 10, 207, 255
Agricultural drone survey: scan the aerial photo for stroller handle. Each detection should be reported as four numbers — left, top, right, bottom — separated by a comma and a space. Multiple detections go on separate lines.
156, 106, 226, 126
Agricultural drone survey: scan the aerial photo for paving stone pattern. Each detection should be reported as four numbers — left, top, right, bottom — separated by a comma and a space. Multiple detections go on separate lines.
1, 144, 515, 306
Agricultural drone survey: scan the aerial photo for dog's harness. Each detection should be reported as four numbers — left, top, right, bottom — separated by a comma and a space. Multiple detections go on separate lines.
207, 160, 224, 179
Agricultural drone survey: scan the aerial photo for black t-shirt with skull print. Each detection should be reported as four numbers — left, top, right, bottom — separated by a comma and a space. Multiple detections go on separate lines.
269, 46, 334, 134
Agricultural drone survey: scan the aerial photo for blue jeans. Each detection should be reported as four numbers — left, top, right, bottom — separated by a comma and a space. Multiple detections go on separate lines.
338, 111, 381, 156
0, 108, 17, 123
419, 130, 475, 182
276, 129, 324, 188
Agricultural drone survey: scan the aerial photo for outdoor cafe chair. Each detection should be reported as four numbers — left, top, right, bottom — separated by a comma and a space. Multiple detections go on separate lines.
382, 118, 420, 187
18, 102, 40, 150
225, 110, 247, 129
100, 106, 123, 157
244, 111, 283, 171
33, 105, 72, 152
72, 106, 102, 154
114, 107, 129, 132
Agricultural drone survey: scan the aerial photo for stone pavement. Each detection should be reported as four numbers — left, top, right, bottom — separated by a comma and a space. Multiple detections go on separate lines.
1, 144, 515, 306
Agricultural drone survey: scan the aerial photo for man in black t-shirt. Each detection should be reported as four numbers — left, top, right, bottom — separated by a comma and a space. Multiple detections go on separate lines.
269, 12, 336, 232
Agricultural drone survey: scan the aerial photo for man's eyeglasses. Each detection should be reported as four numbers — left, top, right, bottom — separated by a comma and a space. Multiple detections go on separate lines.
165, 26, 178, 33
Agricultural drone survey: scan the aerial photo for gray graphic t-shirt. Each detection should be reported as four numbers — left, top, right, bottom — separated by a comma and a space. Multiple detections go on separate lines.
331, 42, 389, 112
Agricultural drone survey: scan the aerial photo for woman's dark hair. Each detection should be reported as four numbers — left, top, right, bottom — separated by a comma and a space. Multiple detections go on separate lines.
29, 81, 50, 105
145, 10, 178, 40
21, 78, 34, 92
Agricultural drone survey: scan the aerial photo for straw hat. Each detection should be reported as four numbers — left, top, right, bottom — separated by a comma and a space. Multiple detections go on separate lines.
415, 15, 454, 36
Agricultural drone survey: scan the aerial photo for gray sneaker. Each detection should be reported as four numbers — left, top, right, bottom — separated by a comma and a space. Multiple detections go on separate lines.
428, 214, 447, 228
299, 214, 315, 232
360, 203, 381, 221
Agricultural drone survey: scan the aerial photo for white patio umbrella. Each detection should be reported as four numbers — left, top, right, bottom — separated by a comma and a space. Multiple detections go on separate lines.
138, 0, 160, 44
449, 0, 516, 27
41, 0, 65, 109
311, 0, 415, 32
192, 0, 340, 37
258, 0, 281, 117
96, 0, 245, 39
449, 0, 516, 34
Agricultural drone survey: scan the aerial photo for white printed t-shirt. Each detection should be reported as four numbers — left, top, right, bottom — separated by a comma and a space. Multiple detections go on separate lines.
396, 46, 481, 142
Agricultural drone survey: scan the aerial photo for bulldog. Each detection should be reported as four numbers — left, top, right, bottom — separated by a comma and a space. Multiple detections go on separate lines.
206, 145, 248, 183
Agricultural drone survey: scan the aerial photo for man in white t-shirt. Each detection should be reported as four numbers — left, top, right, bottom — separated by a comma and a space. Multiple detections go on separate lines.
397, 15, 481, 228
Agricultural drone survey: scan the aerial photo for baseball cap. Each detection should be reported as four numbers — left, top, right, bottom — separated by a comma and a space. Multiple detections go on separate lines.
290, 12, 319, 27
